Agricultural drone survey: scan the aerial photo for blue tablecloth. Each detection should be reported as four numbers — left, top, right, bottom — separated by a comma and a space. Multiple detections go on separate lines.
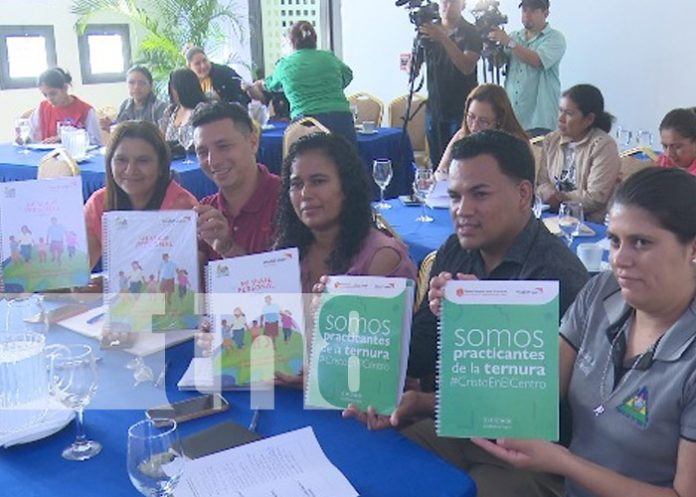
379, 199, 608, 265
258, 123, 416, 199
0, 143, 218, 202
3, 322, 475, 497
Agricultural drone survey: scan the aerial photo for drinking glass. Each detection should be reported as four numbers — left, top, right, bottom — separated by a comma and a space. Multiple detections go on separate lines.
558, 201, 584, 247
413, 168, 435, 223
636, 129, 653, 148
532, 194, 544, 219
178, 125, 194, 164
6, 294, 48, 335
128, 418, 185, 497
615, 126, 632, 148
350, 104, 359, 126
15, 118, 31, 155
372, 159, 393, 210
49, 344, 101, 461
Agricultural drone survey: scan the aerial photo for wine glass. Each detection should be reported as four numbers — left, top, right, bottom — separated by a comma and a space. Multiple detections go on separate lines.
15, 118, 31, 155
615, 126, 633, 149
178, 124, 194, 164
373, 159, 393, 210
49, 344, 101, 461
128, 418, 185, 497
558, 201, 584, 247
532, 194, 544, 219
413, 168, 435, 223
636, 130, 653, 148
6, 294, 48, 335
350, 104, 359, 126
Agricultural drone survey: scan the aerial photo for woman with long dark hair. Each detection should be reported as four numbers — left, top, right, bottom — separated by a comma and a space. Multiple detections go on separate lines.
84, 121, 197, 268
274, 133, 416, 292
160, 68, 208, 143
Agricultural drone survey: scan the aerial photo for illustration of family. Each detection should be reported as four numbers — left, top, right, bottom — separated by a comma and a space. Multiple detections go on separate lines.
220, 296, 295, 351
117, 253, 191, 306
7, 217, 78, 266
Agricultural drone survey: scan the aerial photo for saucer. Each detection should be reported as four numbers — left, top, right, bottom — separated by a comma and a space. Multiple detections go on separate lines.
1, 397, 74, 448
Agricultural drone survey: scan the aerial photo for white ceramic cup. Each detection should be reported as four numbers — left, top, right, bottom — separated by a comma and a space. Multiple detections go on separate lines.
362, 121, 376, 133
577, 243, 603, 272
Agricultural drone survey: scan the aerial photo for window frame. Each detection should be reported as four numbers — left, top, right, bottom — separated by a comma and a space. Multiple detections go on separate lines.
0, 25, 57, 90
76, 23, 132, 85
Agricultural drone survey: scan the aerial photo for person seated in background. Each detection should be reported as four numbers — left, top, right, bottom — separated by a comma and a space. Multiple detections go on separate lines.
536, 84, 621, 223
191, 102, 280, 260
99, 65, 167, 131
84, 121, 198, 269
160, 68, 208, 144
245, 20, 357, 147
435, 83, 528, 178
274, 132, 417, 293
185, 46, 250, 107
29, 67, 101, 145
470, 167, 696, 497
346, 131, 589, 497
656, 107, 696, 175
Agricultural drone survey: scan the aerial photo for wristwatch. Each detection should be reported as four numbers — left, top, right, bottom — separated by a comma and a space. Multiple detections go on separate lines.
507, 39, 517, 49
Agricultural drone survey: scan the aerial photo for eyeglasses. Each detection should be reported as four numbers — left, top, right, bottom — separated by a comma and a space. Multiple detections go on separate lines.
465, 113, 496, 129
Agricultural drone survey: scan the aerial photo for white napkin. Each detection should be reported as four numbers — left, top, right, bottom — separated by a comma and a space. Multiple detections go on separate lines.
1, 397, 74, 448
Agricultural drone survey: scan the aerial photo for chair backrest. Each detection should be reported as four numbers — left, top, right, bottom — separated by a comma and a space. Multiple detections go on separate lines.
37, 148, 80, 179
282, 117, 330, 159
19, 108, 34, 119
388, 94, 429, 167
414, 250, 437, 312
373, 212, 401, 241
618, 146, 657, 182
348, 92, 384, 127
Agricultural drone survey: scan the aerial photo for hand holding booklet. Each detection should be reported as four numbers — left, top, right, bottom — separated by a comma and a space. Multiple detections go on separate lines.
305, 275, 414, 415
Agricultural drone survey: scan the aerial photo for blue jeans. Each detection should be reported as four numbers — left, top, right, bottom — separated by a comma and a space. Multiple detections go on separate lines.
299, 111, 358, 151
426, 111, 461, 168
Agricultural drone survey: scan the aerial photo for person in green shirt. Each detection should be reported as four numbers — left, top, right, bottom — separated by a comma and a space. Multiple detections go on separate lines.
245, 21, 357, 147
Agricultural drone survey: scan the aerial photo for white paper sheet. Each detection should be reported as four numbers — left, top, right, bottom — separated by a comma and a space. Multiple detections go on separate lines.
174, 427, 358, 497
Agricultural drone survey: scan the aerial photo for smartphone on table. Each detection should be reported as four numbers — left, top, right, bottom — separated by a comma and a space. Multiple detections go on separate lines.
146, 393, 229, 425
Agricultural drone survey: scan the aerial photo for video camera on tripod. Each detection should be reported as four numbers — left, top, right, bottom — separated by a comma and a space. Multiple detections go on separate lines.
395, 0, 441, 82
471, 0, 508, 83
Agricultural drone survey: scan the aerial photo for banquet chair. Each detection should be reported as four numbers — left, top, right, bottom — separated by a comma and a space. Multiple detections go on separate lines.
20, 108, 34, 119
37, 148, 80, 179
97, 106, 118, 147
388, 94, 430, 169
618, 146, 656, 181
414, 250, 437, 312
282, 117, 330, 158
348, 92, 384, 127
373, 212, 401, 242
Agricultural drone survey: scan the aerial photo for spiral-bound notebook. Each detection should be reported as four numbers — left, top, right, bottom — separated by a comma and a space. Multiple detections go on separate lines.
305, 275, 414, 415
437, 280, 559, 440
179, 248, 304, 390
0, 177, 89, 293
102, 210, 199, 333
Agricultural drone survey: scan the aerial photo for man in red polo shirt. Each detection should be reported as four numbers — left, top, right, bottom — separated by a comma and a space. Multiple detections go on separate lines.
192, 102, 281, 259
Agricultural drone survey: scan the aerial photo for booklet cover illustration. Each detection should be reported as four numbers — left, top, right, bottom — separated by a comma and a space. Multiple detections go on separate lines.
193, 248, 305, 389
305, 276, 414, 415
437, 280, 559, 440
103, 210, 198, 333
0, 177, 89, 292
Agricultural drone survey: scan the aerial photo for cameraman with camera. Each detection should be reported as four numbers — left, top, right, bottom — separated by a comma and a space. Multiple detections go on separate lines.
488, 0, 565, 136
419, 0, 482, 167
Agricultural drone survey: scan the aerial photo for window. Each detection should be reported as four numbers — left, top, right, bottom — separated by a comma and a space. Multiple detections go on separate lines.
77, 24, 131, 84
0, 26, 57, 90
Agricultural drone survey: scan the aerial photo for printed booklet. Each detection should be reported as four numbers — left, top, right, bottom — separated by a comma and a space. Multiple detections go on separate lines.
0, 177, 89, 292
102, 210, 199, 333
437, 280, 559, 440
179, 248, 304, 390
305, 276, 414, 415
